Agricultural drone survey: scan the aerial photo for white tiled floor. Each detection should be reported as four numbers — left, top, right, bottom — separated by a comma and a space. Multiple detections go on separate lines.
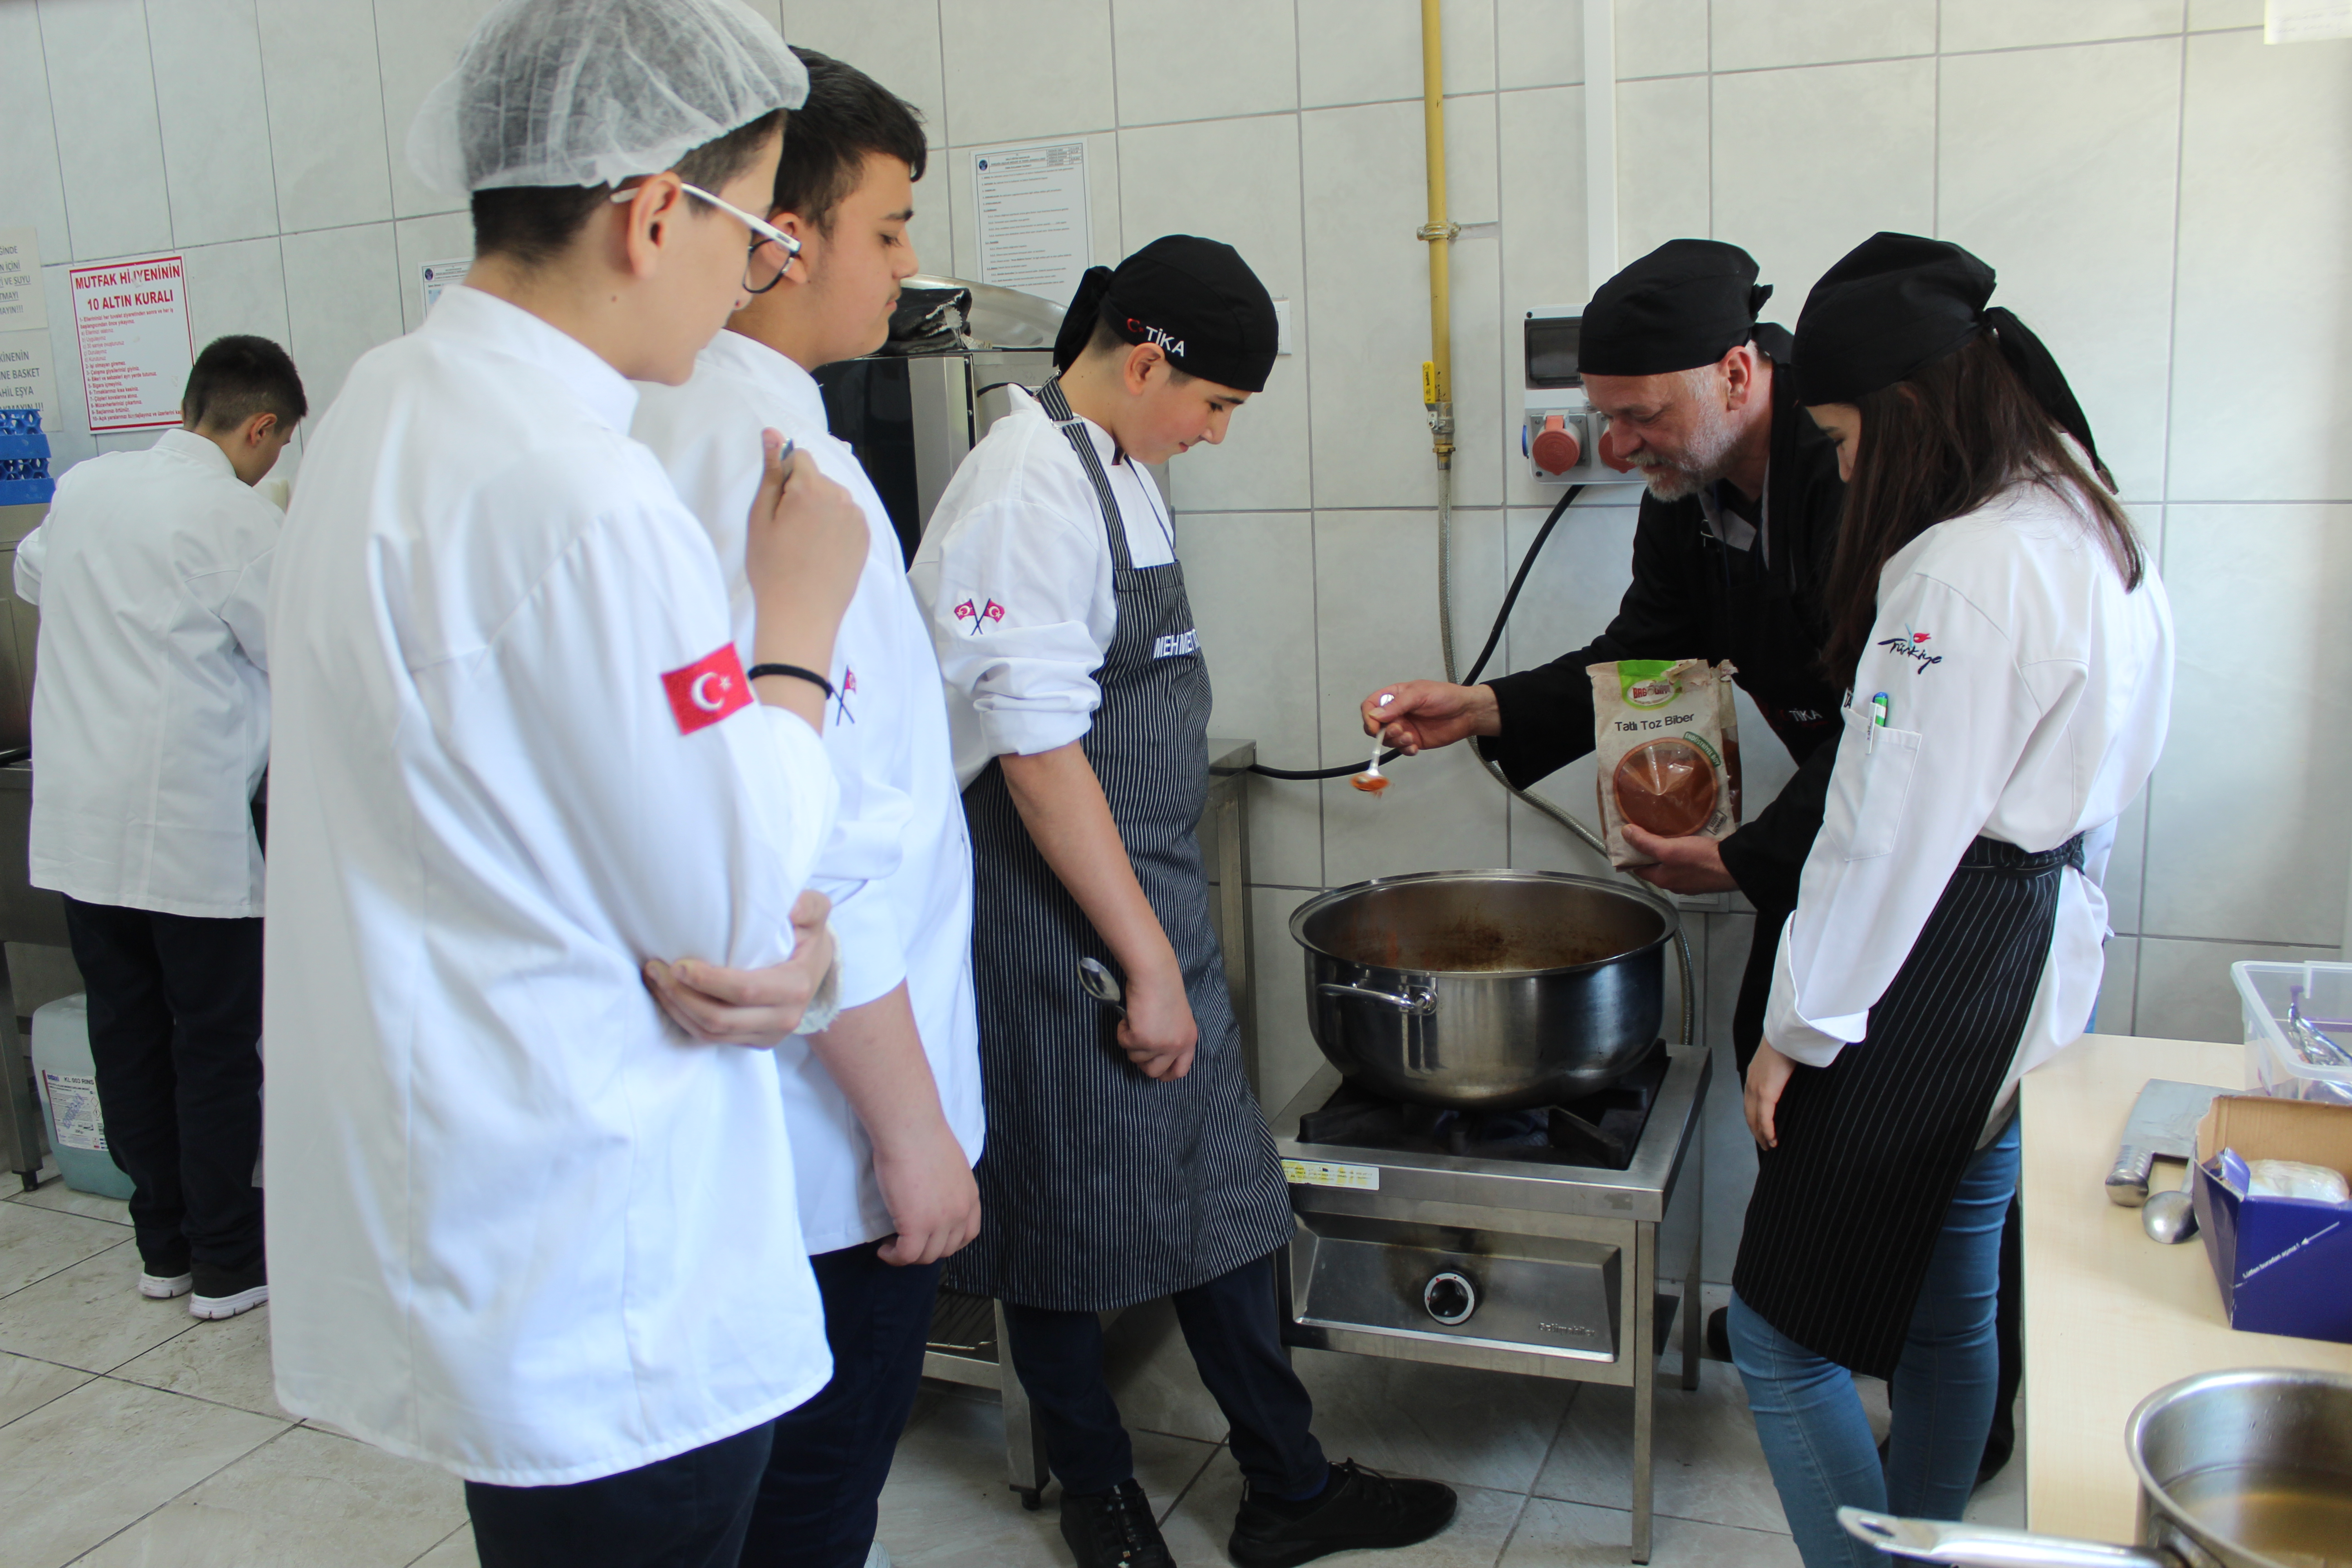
0, 1182, 2025, 1567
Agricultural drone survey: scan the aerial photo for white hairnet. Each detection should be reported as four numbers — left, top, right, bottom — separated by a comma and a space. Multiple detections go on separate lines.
408, 0, 808, 197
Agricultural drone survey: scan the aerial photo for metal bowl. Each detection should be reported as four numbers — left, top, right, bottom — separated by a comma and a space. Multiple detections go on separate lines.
1289, 869, 1678, 1111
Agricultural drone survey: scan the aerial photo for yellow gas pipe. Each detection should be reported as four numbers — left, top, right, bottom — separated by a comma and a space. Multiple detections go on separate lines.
1417, 0, 1456, 470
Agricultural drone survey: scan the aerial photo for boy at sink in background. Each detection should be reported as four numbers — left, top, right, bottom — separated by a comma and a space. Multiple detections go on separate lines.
909, 240, 1456, 1568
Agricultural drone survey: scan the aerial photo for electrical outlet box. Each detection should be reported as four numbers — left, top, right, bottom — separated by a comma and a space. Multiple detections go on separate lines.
1521, 305, 1645, 487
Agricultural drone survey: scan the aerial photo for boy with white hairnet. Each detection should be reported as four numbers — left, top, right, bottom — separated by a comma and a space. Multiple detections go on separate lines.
262, 3, 867, 1563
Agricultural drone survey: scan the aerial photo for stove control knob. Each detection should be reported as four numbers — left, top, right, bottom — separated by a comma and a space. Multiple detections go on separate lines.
1422, 1270, 1477, 1326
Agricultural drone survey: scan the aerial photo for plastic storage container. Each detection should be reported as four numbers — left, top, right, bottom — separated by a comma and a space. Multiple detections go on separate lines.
29, 995, 136, 1200
2231, 960, 2352, 1106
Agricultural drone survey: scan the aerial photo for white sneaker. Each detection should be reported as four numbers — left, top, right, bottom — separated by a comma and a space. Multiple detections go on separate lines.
863, 1547, 892, 1568
137, 1271, 192, 1300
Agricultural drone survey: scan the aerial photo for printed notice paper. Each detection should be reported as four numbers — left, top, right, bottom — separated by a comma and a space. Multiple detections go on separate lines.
0, 227, 45, 333
2268, 0, 2352, 40
420, 256, 472, 316
971, 142, 1093, 304
69, 254, 192, 433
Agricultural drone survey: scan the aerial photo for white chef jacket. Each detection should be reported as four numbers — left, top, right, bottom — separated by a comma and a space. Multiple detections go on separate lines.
262, 285, 839, 1487
15, 429, 276, 917
908, 385, 1176, 786
1765, 477, 2174, 1122
633, 330, 982, 1255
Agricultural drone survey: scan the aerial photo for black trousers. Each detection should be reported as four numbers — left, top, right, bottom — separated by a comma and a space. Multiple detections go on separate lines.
61, 897, 264, 1274
467, 1421, 775, 1568
1002, 1251, 1327, 1499
740, 1243, 943, 1568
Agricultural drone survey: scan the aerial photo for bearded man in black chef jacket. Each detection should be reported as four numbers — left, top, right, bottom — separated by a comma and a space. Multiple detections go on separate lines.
1365, 239, 2024, 1488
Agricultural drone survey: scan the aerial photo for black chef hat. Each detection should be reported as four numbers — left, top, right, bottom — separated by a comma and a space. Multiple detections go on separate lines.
1049, 235, 1279, 393
1580, 240, 1776, 377
1793, 231, 2110, 486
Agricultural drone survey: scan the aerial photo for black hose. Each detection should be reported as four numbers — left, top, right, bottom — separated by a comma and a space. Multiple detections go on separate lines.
1247, 484, 1584, 779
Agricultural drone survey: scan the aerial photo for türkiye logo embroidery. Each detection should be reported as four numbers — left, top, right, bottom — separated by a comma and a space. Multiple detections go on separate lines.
1876, 625, 1942, 670
954, 598, 1006, 635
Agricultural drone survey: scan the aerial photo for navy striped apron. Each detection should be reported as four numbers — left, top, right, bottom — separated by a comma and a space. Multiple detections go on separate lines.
1733, 833, 2082, 1378
942, 379, 1293, 1313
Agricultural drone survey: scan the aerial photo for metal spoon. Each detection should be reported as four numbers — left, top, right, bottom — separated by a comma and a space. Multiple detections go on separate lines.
1353, 693, 1394, 794
2142, 1158, 2199, 1245
1077, 956, 1125, 1016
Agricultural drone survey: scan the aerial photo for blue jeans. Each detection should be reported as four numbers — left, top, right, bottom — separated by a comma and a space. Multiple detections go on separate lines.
1730, 1118, 2020, 1568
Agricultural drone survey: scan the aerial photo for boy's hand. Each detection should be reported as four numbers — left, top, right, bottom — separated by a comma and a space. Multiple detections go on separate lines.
645, 890, 835, 1046
1117, 961, 1197, 1080
873, 1124, 983, 1266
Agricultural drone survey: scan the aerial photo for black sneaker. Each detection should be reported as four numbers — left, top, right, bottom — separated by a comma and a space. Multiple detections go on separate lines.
1058, 1478, 1172, 1568
1228, 1460, 1457, 1568
190, 1259, 267, 1320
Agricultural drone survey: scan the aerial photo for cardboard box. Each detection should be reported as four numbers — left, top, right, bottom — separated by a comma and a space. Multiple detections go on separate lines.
2191, 1094, 2352, 1344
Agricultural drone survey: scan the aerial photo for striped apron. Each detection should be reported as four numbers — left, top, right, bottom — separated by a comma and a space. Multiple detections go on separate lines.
1732, 833, 2082, 1378
942, 378, 1293, 1313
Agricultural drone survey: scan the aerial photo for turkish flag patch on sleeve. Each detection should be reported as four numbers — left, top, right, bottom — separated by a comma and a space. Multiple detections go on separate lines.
661, 645, 753, 735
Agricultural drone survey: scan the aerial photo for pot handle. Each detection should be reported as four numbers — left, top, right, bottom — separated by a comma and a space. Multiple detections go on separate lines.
1317, 980, 1437, 1016
1838, 1509, 2177, 1568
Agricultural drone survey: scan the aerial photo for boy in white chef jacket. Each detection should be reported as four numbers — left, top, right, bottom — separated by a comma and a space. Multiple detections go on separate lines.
17, 335, 303, 1322
263, 5, 868, 1563
632, 48, 982, 1568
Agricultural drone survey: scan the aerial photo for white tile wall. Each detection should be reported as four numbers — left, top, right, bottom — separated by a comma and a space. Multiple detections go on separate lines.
1712, 57, 1937, 309
1610, 74, 1710, 267
372, 0, 489, 220
1940, 0, 2185, 53
1937, 38, 2183, 503
254, 0, 394, 235
779, 0, 950, 149
147, 0, 281, 249
1295, 0, 1496, 107
2169, 28, 2352, 503
278, 223, 402, 412
0, 4, 72, 262
1709, 0, 1936, 72
1118, 115, 1312, 513
1300, 96, 1503, 510
938, 0, 1118, 146
41, 0, 174, 264
2142, 503, 2352, 949
1613, 0, 1707, 80
1111, 0, 1299, 127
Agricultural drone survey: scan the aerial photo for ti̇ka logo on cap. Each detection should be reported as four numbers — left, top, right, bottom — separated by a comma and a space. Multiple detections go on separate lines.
662, 646, 753, 735
955, 597, 1006, 635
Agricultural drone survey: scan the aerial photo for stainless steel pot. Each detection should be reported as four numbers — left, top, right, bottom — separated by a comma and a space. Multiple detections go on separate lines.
1289, 869, 1677, 1111
1842, 1366, 2352, 1567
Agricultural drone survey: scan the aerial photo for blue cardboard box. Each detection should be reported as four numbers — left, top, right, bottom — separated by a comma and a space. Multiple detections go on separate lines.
2190, 1094, 2352, 1345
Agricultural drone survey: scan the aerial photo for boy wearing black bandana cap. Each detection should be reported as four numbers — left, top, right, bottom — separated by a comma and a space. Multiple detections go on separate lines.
911, 238, 1457, 1568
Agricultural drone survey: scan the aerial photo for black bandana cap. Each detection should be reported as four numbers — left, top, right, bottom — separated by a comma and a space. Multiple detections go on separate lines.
1049, 235, 1279, 393
1793, 231, 2111, 487
1580, 239, 1776, 377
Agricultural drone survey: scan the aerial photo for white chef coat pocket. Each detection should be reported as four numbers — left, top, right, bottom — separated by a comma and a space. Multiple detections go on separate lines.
1827, 706, 1922, 861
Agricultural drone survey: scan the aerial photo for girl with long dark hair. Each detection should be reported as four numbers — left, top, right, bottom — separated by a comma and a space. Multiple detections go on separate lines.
1729, 234, 2174, 1565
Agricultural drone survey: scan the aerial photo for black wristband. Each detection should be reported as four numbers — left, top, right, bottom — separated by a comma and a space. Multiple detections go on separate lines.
746, 662, 835, 701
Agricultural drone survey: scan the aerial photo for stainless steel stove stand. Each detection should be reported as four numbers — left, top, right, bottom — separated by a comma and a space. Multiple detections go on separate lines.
1272, 1048, 1710, 1563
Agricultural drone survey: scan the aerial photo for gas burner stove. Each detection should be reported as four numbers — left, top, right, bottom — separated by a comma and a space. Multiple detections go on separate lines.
1293, 1045, 1669, 1170
1270, 1039, 1710, 1565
